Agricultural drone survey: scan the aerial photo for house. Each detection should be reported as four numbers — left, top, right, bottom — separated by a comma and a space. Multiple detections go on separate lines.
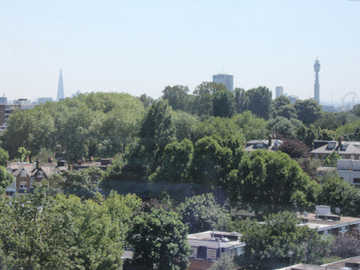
310, 138, 360, 160
187, 231, 245, 261
6, 159, 68, 195
298, 205, 360, 237
337, 159, 360, 186
244, 135, 283, 152
278, 255, 360, 270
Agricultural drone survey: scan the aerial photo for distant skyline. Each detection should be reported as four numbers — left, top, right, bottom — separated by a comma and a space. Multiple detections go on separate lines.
0, 0, 359, 103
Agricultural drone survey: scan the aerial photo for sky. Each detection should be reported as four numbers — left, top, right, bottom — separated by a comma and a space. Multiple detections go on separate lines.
0, 0, 359, 104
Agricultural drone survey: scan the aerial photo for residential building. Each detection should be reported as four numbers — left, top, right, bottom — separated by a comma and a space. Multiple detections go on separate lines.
310, 138, 360, 160
212, 74, 234, 92
279, 256, 360, 270
188, 231, 245, 261
298, 205, 360, 237
337, 159, 360, 186
6, 159, 68, 195
244, 135, 283, 152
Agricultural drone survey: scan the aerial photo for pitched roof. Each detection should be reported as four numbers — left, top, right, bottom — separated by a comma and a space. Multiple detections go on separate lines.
310, 141, 360, 155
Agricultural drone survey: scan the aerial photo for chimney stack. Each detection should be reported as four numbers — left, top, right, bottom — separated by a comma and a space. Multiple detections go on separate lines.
338, 137, 343, 148
36, 158, 40, 170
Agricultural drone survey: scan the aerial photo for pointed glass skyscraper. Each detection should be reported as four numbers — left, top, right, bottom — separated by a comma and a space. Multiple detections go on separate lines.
57, 69, 65, 101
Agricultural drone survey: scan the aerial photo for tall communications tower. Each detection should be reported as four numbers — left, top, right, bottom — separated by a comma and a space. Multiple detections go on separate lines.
57, 69, 65, 101
314, 58, 321, 104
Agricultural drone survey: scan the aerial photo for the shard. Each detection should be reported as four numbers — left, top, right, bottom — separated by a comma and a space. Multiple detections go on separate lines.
57, 69, 65, 101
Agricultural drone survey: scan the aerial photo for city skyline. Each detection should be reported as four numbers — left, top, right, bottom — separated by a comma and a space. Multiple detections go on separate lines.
0, 0, 359, 103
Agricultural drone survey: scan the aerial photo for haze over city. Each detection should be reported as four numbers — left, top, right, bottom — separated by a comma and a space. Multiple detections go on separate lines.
0, 0, 359, 103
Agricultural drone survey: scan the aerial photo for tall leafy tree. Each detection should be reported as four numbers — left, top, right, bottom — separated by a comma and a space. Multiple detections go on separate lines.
228, 150, 320, 215
294, 99, 323, 125
127, 208, 190, 270
236, 212, 331, 269
162, 85, 189, 111
192, 82, 227, 116
272, 95, 297, 119
139, 100, 176, 171
177, 193, 230, 233
190, 136, 232, 190
212, 90, 236, 118
234, 87, 249, 114
246, 86, 272, 120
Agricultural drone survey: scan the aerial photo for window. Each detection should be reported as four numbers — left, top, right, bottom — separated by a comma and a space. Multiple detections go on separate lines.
20, 170, 26, 177
207, 249, 217, 260
37, 171, 44, 178
19, 181, 27, 190
354, 178, 360, 184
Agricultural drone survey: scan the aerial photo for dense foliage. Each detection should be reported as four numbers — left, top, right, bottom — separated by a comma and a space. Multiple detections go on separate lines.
2, 86, 360, 269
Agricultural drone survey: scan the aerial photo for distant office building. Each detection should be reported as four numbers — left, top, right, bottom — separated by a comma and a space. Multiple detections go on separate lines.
213, 74, 234, 92
13, 99, 31, 105
275, 86, 284, 98
0, 95, 8, 105
287, 95, 299, 104
71, 90, 81, 98
314, 58, 321, 103
57, 69, 65, 101
38, 97, 53, 104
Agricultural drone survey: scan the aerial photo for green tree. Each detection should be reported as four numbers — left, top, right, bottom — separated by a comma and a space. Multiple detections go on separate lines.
127, 208, 190, 270
139, 100, 176, 172
190, 136, 232, 190
234, 87, 249, 114
317, 172, 360, 217
267, 117, 304, 138
246, 86, 272, 120
209, 253, 238, 270
17, 147, 30, 162
62, 169, 96, 198
139, 93, 155, 108
228, 150, 319, 215
212, 90, 236, 118
0, 166, 14, 191
231, 111, 268, 141
324, 151, 341, 167
192, 82, 227, 116
162, 85, 189, 111
172, 110, 199, 142
236, 212, 331, 269
294, 99, 323, 125
150, 139, 193, 184
272, 95, 297, 119
0, 188, 78, 269
0, 148, 9, 167
177, 193, 230, 234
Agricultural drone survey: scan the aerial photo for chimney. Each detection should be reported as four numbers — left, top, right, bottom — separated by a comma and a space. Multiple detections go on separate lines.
338, 137, 343, 148
36, 158, 40, 170
5, 161, 9, 168
90, 156, 94, 163
268, 134, 273, 150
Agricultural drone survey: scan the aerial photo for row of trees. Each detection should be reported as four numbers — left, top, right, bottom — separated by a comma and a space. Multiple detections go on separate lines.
3, 89, 359, 165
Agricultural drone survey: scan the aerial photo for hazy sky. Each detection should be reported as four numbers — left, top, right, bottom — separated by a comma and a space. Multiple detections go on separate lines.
0, 0, 359, 104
